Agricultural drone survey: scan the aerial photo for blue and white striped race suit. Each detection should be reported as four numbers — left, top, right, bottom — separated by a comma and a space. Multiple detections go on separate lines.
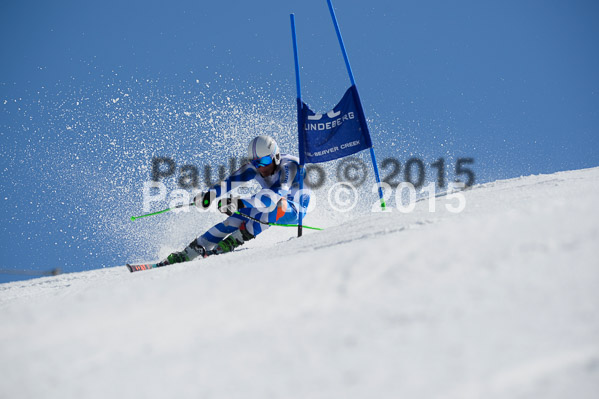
197, 154, 310, 250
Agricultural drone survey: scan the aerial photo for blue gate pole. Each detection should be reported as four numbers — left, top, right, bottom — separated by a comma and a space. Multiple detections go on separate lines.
326, 0, 386, 210
290, 14, 305, 237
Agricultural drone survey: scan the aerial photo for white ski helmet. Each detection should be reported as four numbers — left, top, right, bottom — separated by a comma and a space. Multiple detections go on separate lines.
248, 135, 281, 166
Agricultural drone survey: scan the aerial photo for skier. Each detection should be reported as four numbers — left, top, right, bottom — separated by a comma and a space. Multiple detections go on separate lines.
165, 135, 310, 264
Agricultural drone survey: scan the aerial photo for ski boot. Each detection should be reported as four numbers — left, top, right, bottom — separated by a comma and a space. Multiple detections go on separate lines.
214, 223, 255, 255
166, 239, 207, 265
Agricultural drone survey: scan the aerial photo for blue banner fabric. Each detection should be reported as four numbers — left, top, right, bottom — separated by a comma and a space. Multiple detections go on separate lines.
299, 85, 372, 164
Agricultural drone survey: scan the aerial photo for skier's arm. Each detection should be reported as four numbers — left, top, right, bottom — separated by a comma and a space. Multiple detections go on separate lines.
194, 163, 257, 208
210, 163, 257, 198
278, 161, 298, 198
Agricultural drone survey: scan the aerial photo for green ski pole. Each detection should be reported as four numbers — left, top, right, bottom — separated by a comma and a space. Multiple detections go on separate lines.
130, 203, 323, 231
130, 202, 195, 221
234, 211, 323, 231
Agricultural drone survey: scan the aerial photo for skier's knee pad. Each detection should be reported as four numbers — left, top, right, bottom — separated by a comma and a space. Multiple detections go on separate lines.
275, 198, 288, 221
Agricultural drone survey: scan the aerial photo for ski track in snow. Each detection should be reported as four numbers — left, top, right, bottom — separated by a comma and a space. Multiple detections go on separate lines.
1, 167, 599, 399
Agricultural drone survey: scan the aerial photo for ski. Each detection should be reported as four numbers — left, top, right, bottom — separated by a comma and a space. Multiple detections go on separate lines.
126, 261, 169, 273
127, 235, 250, 273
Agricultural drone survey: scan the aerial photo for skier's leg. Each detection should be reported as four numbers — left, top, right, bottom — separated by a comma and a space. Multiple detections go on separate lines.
166, 193, 306, 264
236, 196, 301, 235
235, 193, 278, 236
166, 214, 246, 264
197, 215, 245, 251
212, 221, 255, 254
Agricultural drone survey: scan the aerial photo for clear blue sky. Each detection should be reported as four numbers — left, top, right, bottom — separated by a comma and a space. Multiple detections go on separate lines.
1, 0, 598, 282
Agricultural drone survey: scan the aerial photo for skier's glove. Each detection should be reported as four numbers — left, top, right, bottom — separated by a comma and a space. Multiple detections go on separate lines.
194, 191, 213, 209
217, 196, 244, 216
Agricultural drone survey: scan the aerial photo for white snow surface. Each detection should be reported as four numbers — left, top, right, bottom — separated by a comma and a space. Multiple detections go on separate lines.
1, 167, 599, 399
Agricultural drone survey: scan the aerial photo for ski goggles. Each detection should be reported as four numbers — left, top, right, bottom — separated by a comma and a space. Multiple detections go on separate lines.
251, 155, 273, 168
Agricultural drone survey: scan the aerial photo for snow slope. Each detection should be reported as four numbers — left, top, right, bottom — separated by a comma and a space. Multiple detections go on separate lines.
1, 167, 598, 399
